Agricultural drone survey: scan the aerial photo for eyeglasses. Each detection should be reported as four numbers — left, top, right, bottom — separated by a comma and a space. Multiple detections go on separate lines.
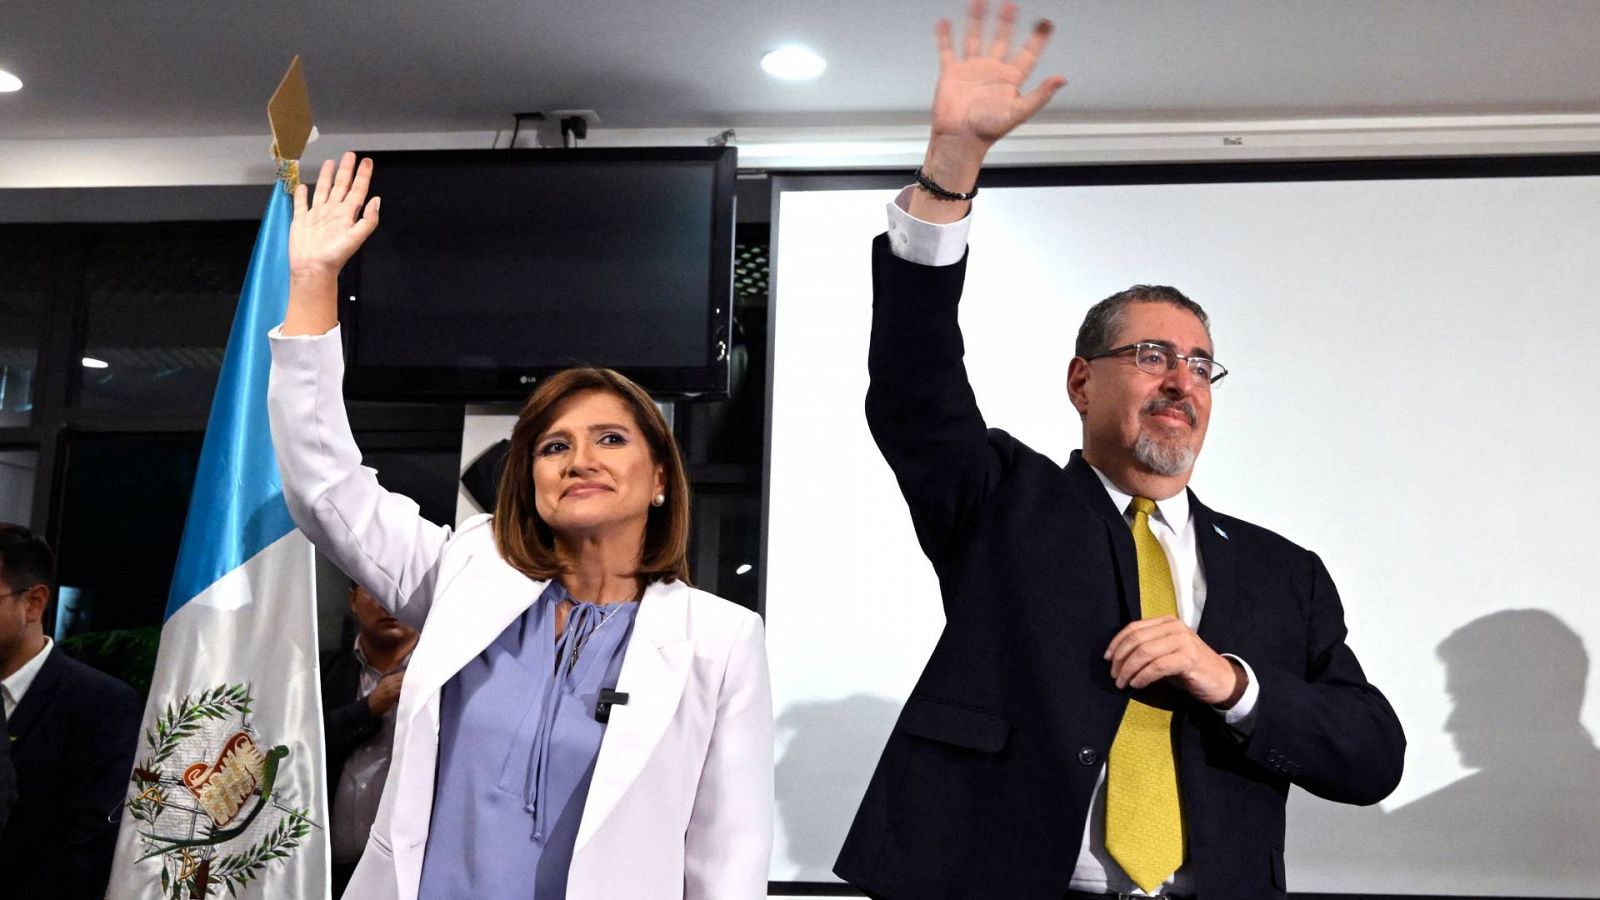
0, 589, 33, 602
1086, 342, 1229, 386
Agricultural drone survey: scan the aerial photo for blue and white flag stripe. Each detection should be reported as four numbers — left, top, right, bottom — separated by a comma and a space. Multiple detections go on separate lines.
164, 187, 298, 620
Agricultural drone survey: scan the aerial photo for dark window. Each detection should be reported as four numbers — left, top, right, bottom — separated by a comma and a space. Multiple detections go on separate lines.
0, 448, 38, 525
75, 225, 257, 414
0, 235, 51, 426
52, 433, 202, 636
690, 490, 761, 612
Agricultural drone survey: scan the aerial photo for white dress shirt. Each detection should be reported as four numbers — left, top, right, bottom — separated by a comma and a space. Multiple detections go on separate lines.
1, 637, 53, 718
885, 190, 1261, 896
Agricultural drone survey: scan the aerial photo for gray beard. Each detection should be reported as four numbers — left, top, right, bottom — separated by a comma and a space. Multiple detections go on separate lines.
1134, 429, 1195, 477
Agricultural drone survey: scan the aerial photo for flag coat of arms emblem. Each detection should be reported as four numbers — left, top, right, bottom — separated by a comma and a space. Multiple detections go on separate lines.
107, 184, 328, 899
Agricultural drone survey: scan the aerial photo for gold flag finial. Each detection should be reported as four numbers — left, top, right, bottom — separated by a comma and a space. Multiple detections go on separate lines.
267, 56, 313, 192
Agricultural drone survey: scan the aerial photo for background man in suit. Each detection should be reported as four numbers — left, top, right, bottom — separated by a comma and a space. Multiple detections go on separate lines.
322, 581, 417, 898
0, 704, 15, 835
0, 523, 141, 900
834, 5, 1406, 899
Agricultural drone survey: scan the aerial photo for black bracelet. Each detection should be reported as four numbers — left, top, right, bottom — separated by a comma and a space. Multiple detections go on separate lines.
914, 167, 979, 202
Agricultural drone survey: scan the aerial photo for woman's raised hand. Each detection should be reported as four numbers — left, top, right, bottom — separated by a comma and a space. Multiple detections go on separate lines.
282, 152, 377, 335
289, 151, 380, 281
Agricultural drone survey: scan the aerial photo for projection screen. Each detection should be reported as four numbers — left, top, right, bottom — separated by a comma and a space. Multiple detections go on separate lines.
763, 159, 1600, 897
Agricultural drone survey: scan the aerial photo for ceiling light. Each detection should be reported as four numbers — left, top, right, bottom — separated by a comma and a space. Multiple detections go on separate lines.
82, 357, 109, 369
0, 70, 22, 93
761, 47, 826, 81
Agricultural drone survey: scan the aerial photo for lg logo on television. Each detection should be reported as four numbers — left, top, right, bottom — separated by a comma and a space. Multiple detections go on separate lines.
519, 375, 537, 384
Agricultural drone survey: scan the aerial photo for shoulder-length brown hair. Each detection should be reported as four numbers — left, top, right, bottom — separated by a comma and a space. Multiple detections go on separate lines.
492, 367, 692, 586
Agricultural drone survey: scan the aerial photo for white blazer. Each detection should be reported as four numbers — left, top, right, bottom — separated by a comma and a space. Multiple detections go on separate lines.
266, 327, 774, 900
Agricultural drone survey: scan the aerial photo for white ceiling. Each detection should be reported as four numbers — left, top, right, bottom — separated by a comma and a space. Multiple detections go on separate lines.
4, 0, 1600, 142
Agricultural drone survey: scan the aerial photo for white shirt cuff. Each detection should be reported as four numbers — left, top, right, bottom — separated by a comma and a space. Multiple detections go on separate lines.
885, 185, 971, 267
268, 323, 340, 340
1217, 653, 1260, 734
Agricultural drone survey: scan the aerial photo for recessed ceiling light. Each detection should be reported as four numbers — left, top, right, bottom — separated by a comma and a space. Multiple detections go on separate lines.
0, 70, 22, 93
761, 47, 826, 81
81, 357, 109, 369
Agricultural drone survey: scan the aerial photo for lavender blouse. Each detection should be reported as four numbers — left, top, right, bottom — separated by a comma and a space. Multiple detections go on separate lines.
418, 581, 640, 899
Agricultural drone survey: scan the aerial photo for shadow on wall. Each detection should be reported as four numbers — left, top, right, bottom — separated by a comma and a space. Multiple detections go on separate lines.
1288, 608, 1600, 896
775, 694, 901, 881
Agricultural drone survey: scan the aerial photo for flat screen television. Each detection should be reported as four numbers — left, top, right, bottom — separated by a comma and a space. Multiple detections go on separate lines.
337, 146, 736, 400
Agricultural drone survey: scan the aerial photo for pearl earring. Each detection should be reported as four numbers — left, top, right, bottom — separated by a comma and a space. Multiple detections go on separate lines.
652, 493, 666, 507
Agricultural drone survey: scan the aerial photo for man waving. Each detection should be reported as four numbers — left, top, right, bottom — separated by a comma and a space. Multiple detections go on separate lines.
834, 5, 1405, 898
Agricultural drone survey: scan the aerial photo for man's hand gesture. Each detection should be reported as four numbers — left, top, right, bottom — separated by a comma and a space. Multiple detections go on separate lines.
913, 1, 1065, 223
366, 670, 405, 718
932, 0, 1066, 152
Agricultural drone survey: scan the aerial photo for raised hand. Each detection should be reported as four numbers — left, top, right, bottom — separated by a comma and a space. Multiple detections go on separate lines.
911, 1, 1065, 223
932, 0, 1066, 151
283, 152, 378, 335
289, 151, 380, 281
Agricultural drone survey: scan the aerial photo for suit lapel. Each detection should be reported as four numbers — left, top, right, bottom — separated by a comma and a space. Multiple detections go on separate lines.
400, 536, 546, 728
1065, 452, 1141, 622
1189, 491, 1238, 647
8, 645, 64, 741
574, 578, 694, 852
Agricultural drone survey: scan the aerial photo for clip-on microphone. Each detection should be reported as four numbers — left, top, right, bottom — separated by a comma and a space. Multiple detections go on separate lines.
595, 688, 629, 723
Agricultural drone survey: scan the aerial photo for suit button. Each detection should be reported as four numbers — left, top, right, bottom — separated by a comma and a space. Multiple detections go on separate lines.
1077, 747, 1099, 766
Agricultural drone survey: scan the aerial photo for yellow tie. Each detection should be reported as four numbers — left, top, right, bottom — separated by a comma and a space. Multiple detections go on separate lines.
1104, 496, 1185, 893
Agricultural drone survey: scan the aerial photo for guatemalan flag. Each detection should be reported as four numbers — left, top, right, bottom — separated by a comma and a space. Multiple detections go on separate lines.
108, 182, 329, 899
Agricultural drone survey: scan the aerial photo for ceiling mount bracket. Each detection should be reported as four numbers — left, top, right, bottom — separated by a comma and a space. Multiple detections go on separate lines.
507, 110, 601, 148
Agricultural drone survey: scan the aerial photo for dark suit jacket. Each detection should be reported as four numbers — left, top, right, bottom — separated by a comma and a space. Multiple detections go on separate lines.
0, 645, 141, 900
0, 702, 16, 835
833, 237, 1406, 900
320, 645, 381, 795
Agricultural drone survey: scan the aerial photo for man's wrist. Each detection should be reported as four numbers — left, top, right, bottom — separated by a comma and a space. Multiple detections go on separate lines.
1211, 657, 1248, 709
915, 168, 979, 202
919, 133, 989, 194
908, 136, 988, 225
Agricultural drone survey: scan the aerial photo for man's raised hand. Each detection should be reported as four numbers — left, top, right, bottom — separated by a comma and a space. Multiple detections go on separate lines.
932, 0, 1066, 151
911, 1, 1065, 223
